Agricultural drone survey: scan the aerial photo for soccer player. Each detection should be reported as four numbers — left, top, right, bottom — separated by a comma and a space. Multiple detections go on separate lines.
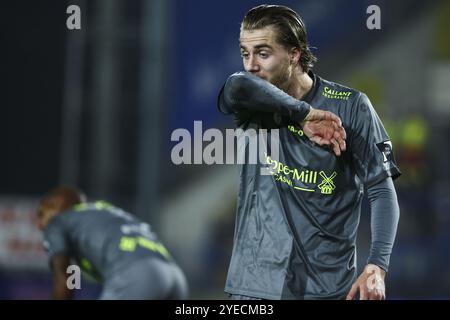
37, 186, 188, 299
218, 5, 401, 300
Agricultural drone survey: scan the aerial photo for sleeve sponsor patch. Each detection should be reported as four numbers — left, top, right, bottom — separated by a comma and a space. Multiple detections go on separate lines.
376, 140, 393, 163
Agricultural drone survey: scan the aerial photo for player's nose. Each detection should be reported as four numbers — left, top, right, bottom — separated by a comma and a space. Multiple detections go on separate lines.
245, 55, 260, 73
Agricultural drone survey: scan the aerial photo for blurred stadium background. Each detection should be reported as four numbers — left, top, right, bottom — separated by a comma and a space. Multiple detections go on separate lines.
1, 0, 450, 299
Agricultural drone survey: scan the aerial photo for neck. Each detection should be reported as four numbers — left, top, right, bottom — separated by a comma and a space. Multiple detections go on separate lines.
286, 69, 313, 100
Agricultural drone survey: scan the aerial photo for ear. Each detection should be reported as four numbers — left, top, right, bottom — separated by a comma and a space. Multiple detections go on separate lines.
290, 47, 301, 67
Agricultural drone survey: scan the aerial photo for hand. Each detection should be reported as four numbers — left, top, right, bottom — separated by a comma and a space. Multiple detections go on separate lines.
302, 108, 347, 156
346, 264, 386, 300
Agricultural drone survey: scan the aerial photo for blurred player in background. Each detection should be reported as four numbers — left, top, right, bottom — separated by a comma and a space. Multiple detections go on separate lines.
218, 5, 401, 300
37, 186, 188, 300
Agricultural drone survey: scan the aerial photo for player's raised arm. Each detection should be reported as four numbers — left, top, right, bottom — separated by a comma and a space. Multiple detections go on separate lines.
218, 71, 346, 155
219, 71, 311, 121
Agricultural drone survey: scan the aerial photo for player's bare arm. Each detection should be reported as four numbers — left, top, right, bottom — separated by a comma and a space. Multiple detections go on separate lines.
50, 253, 73, 300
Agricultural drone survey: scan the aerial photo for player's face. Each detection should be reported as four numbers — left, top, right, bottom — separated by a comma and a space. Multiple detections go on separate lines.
37, 207, 48, 231
37, 204, 57, 231
240, 26, 294, 90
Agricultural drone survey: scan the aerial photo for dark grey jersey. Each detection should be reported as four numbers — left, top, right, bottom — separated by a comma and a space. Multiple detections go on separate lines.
43, 201, 172, 282
218, 72, 401, 299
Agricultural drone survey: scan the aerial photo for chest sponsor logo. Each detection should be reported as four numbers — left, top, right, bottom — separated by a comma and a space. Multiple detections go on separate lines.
322, 86, 352, 100
265, 154, 337, 195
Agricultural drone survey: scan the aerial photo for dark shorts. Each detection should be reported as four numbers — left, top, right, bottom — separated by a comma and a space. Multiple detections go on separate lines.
100, 258, 188, 300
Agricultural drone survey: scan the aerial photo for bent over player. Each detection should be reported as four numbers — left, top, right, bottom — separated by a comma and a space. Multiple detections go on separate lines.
37, 186, 188, 299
